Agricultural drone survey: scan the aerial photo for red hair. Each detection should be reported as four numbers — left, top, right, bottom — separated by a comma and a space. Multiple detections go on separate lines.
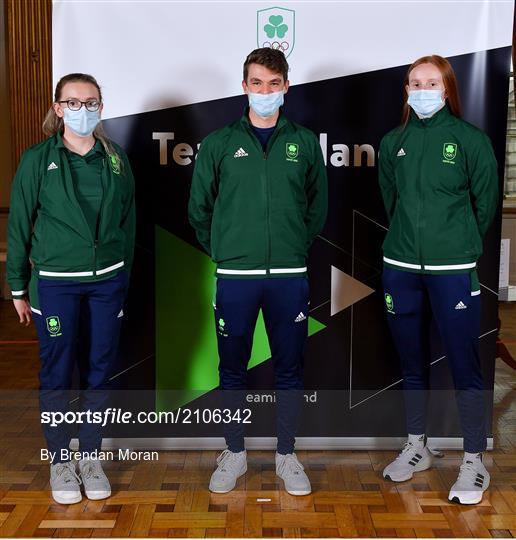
401, 55, 462, 125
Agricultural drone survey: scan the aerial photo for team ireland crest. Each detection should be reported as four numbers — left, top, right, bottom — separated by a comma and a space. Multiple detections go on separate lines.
286, 142, 299, 161
257, 7, 295, 58
385, 293, 394, 313
443, 142, 457, 162
46, 316, 62, 337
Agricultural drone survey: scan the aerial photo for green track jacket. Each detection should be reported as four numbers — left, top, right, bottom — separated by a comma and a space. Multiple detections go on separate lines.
379, 106, 498, 277
188, 110, 328, 278
7, 133, 136, 297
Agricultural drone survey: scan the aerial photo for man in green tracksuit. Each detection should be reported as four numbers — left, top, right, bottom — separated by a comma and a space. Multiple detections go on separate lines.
188, 48, 327, 495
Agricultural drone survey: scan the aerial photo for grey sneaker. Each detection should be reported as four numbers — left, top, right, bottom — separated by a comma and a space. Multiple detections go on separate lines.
209, 449, 247, 493
448, 452, 490, 505
78, 458, 111, 500
50, 461, 82, 504
383, 439, 433, 482
276, 452, 311, 496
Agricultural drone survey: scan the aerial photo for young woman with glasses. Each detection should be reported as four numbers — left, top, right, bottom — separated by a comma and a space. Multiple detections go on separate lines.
7, 73, 136, 505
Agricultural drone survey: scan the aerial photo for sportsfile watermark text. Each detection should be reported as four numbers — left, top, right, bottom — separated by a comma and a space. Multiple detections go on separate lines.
40, 408, 252, 428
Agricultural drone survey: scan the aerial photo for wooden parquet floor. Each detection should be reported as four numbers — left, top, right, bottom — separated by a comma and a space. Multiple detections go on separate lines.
0, 301, 514, 538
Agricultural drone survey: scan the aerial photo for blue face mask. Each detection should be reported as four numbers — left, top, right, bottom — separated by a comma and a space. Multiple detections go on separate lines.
248, 90, 284, 118
407, 90, 445, 117
63, 107, 100, 137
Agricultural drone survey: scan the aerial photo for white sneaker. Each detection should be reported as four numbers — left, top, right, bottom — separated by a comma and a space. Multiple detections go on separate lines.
50, 461, 82, 504
448, 452, 490, 505
209, 449, 247, 493
276, 452, 311, 496
78, 458, 111, 500
383, 434, 435, 482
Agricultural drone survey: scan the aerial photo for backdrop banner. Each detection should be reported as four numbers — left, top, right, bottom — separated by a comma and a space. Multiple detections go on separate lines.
52, 0, 513, 445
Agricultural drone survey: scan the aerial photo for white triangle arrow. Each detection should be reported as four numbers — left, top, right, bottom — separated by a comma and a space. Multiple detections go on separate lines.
331, 265, 375, 316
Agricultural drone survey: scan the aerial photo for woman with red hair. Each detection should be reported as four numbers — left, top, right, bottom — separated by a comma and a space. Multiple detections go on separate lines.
378, 55, 498, 505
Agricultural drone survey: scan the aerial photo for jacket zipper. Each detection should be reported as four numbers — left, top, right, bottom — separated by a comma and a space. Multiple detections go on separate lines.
417, 125, 427, 269
244, 122, 283, 276
263, 149, 271, 274
93, 240, 98, 274
62, 151, 97, 273
93, 158, 107, 276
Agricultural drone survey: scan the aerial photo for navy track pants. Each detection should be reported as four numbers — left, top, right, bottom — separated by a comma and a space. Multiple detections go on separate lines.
32, 271, 128, 461
214, 277, 309, 455
382, 266, 486, 453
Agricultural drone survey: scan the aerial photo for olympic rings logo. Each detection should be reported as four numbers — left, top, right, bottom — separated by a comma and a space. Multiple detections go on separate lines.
262, 41, 289, 52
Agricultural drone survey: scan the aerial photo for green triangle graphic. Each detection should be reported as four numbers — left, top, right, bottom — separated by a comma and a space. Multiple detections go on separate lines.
155, 226, 326, 411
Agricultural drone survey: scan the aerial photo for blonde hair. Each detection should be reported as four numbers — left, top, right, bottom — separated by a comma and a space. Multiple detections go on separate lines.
43, 73, 121, 165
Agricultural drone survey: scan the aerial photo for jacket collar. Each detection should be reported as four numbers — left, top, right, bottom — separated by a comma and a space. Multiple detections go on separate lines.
240, 106, 288, 131
55, 131, 66, 149
408, 103, 455, 128
54, 131, 104, 156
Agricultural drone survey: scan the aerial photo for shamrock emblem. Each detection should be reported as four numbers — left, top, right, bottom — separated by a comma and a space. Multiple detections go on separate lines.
443, 142, 457, 161
264, 15, 288, 39
286, 142, 299, 160
217, 318, 228, 337
109, 153, 121, 175
46, 315, 62, 335
385, 294, 394, 311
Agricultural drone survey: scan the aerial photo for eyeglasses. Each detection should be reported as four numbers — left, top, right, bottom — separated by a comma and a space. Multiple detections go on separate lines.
57, 99, 101, 112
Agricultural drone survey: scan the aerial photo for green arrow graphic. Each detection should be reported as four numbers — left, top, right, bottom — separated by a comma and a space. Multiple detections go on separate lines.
155, 226, 325, 411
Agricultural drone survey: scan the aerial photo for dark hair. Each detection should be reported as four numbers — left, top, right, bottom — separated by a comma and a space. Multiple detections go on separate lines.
401, 55, 462, 125
243, 48, 289, 82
